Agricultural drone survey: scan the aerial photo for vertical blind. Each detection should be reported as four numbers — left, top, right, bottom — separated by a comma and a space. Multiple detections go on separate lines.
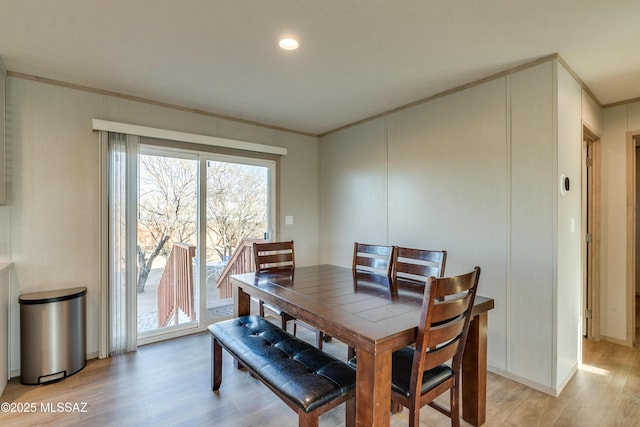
100, 131, 139, 356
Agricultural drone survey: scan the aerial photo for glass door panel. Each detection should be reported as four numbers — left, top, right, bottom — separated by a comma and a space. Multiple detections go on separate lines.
136, 150, 198, 337
204, 159, 270, 323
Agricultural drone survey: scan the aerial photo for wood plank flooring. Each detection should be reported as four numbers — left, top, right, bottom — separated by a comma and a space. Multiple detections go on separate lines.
2, 315, 640, 426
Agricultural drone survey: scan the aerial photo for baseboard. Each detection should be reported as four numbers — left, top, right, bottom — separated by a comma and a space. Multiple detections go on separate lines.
556, 363, 579, 395
600, 334, 632, 347
488, 365, 558, 397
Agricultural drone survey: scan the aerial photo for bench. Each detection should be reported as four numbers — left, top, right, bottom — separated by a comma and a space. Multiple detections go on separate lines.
208, 315, 356, 427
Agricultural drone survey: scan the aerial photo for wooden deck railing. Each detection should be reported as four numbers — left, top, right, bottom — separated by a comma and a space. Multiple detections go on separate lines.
157, 242, 196, 328
216, 238, 265, 299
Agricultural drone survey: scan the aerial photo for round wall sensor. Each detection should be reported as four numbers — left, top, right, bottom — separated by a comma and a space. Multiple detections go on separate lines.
560, 174, 570, 196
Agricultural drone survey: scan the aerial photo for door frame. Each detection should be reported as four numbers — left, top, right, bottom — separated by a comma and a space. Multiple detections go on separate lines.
583, 123, 601, 341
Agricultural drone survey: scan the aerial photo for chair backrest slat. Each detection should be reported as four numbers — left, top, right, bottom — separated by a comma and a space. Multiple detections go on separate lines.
352, 242, 394, 277
422, 338, 461, 371
253, 241, 295, 273
393, 247, 446, 283
427, 319, 465, 347
430, 293, 473, 322
433, 274, 475, 299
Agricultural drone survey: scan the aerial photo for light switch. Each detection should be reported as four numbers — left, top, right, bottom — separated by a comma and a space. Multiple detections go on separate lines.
285, 215, 294, 225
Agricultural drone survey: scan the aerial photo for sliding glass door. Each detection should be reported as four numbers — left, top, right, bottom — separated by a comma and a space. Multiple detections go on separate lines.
102, 129, 278, 354
203, 156, 273, 324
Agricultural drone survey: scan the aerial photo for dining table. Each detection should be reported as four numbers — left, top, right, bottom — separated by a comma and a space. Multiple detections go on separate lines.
230, 264, 494, 427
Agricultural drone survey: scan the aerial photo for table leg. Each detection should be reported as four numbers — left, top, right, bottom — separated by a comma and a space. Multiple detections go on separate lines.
355, 348, 392, 427
233, 283, 250, 317
462, 312, 488, 426
232, 283, 251, 369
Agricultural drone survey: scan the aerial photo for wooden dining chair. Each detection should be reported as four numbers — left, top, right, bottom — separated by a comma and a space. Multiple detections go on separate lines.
352, 242, 395, 277
392, 247, 447, 282
389, 267, 480, 427
348, 242, 395, 358
253, 241, 296, 331
253, 241, 328, 349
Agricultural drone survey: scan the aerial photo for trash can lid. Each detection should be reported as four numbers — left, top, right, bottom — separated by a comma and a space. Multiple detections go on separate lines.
19, 287, 87, 305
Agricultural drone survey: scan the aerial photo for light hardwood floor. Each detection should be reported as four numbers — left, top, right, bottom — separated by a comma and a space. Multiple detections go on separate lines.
1, 315, 640, 427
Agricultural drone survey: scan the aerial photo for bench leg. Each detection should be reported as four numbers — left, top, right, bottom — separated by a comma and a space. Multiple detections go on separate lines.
345, 398, 355, 427
211, 336, 222, 391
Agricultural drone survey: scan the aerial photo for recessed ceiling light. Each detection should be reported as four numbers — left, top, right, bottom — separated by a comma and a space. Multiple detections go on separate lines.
279, 38, 299, 50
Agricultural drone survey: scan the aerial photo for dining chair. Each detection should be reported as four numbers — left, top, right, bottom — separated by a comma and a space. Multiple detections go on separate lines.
253, 241, 328, 349
253, 241, 296, 331
392, 247, 447, 282
348, 242, 395, 358
352, 242, 395, 278
389, 266, 480, 427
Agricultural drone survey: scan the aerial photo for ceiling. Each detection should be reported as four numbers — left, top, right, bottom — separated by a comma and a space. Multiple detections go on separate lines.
1, 1, 640, 136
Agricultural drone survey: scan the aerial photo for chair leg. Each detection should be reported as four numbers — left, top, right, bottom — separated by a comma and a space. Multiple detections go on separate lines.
315, 330, 324, 350
451, 381, 460, 427
282, 315, 289, 332
408, 402, 420, 427
259, 300, 265, 317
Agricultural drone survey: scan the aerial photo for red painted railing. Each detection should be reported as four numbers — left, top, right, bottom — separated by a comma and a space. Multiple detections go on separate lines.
216, 238, 265, 299
157, 242, 196, 327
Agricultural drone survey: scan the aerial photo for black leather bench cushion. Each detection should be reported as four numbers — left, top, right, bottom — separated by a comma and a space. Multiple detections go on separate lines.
210, 315, 356, 413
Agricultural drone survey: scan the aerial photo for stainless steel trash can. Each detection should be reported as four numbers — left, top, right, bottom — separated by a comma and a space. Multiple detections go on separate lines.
19, 287, 87, 385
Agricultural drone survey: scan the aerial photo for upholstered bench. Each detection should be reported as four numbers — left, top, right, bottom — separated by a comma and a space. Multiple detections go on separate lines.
208, 315, 356, 427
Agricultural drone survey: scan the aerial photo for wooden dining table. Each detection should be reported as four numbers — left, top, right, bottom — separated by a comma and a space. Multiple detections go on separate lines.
230, 264, 494, 427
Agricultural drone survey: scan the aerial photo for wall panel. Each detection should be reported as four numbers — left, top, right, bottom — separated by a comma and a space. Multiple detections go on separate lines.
508, 62, 554, 386
556, 63, 583, 389
600, 104, 629, 341
386, 78, 509, 370
581, 90, 601, 135
318, 118, 388, 266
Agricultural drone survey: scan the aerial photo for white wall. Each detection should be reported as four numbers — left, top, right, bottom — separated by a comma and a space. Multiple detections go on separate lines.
388, 77, 509, 372
318, 59, 586, 395
6, 76, 319, 375
318, 117, 388, 265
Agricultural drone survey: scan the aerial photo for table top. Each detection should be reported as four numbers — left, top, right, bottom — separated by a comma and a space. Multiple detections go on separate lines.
231, 264, 494, 353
